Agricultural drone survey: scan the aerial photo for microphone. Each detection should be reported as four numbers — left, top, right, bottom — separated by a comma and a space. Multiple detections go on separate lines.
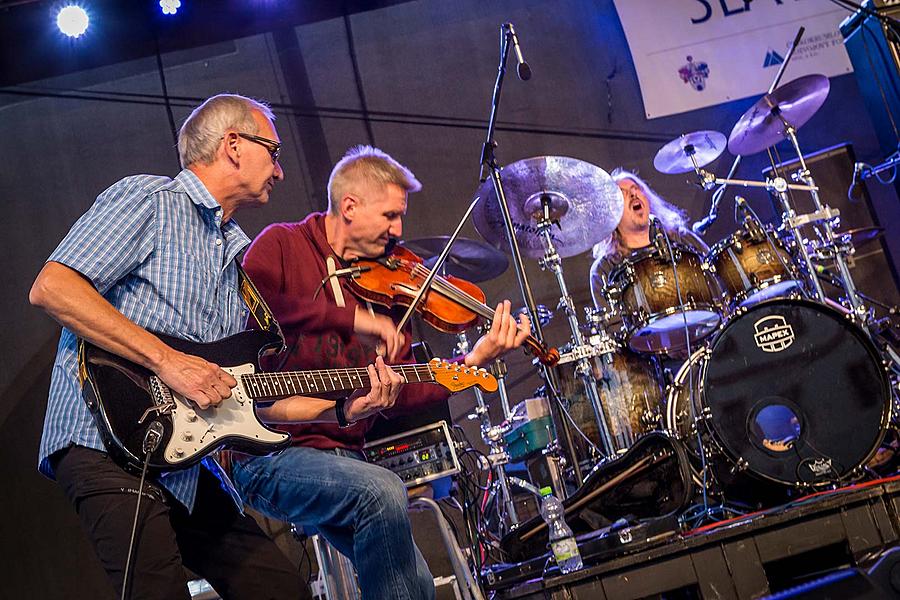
691, 184, 724, 235
847, 162, 867, 202
504, 23, 532, 81
649, 214, 668, 256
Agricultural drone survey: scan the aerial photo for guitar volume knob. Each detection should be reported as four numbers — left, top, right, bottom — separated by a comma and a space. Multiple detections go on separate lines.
185, 410, 197, 422
181, 431, 193, 442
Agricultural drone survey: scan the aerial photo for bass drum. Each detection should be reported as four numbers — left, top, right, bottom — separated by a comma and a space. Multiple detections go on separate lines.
666, 298, 891, 487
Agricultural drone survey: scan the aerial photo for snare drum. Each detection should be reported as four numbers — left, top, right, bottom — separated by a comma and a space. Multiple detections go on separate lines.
607, 244, 721, 354
708, 227, 801, 309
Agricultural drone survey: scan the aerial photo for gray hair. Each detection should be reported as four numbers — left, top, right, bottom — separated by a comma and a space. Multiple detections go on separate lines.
592, 168, 689, 260
177, 94, 275, 168
327, 145, 422, 214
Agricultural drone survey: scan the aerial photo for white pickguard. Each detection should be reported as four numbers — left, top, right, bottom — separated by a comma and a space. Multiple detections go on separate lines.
164, 363, 290, 465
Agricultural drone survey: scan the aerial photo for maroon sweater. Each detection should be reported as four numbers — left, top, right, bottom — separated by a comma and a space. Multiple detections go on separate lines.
242, 212, 451, 450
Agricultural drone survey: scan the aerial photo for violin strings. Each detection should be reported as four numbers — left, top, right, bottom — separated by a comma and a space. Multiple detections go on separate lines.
409, 263, 496, 318
407, 261, 548, 358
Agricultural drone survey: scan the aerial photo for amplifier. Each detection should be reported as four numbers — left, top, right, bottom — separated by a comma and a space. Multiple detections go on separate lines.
363, 420, 460, 487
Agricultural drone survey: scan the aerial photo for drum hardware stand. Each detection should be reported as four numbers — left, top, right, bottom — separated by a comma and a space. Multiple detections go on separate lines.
456, 331, 520, 530
692, 166, 829, 303
533, 195, 617, 459
780, 124, 869, 320
477, 22, 582, 486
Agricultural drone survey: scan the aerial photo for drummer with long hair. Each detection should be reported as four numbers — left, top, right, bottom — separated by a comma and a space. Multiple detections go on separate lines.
589, 169, 709, 310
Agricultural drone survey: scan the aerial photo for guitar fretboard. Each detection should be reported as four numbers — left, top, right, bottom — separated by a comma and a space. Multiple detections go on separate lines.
241, 364, 436, 400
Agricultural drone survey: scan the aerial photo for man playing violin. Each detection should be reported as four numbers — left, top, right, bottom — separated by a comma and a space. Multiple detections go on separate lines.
232, 145, 531, 600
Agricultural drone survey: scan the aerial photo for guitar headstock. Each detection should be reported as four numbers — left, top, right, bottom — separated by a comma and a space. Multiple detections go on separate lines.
429, 358, 498, 394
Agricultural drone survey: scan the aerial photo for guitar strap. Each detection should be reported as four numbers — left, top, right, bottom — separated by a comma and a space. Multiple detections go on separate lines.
235, 260, 286, 355
76, 260, 286, 386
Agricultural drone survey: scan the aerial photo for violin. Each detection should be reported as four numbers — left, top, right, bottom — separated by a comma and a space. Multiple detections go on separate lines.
347, 245, 560, 367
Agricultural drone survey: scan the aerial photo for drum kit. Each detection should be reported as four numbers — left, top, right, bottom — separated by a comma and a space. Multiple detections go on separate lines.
415, 72, 900, 528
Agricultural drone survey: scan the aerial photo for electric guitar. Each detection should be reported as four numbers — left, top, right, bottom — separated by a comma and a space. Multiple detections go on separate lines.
80, 328, 497, 473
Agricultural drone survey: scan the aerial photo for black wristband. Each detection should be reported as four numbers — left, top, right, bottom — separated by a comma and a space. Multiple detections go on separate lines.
335, 396, 354, 428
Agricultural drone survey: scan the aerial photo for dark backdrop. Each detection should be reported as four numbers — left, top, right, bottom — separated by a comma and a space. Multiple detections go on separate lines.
1, 1, 898, 597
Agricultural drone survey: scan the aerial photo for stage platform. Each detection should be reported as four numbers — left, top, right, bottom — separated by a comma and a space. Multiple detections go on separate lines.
485, 477, 900, 599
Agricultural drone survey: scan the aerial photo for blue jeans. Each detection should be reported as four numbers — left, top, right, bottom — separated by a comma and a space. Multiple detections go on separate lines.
232, 447, 435, 600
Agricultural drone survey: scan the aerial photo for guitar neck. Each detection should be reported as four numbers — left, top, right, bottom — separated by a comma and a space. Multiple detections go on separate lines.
241, 364, 436, 401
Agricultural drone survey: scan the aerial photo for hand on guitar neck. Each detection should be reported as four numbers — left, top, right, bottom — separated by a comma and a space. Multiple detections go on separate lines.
342, 356, 405, 422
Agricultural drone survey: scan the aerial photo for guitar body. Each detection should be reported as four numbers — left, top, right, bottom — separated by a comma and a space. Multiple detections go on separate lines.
81, 329, 291, 473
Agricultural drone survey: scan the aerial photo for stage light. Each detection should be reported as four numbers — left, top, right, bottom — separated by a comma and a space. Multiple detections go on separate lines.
159, 0, 181, 15
56, 5, 89, 38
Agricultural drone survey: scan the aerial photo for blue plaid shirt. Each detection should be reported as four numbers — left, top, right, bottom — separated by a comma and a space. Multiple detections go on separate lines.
38, 169, 251, 512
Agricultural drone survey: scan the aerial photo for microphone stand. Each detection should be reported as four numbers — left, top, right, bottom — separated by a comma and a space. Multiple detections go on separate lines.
479, 23, 582, 487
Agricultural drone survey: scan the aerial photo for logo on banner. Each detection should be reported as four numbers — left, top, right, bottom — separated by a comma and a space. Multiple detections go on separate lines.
678, 56, 709, 91
753, 315, 794, 352
763, 48, 785, 68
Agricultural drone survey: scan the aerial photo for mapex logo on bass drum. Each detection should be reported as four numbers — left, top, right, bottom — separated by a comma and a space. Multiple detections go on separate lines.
753, 315, 795, 352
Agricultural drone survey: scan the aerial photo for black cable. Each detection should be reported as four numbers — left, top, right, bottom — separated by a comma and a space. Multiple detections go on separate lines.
342, 14, 376, 146
436, 498, 465, 547
121, 421, 164, 600
0, 86, 680, 145
152, 28, 180, 171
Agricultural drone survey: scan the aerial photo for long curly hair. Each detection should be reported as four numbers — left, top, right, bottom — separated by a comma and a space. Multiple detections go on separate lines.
592, 169, 689, 260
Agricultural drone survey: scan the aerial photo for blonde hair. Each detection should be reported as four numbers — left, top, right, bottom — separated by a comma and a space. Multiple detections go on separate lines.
592, 168, 689, 260
177, 94, 275, 168
327, 145, 422, 214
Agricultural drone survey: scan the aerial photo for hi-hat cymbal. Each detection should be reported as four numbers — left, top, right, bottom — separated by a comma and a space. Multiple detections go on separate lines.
472, 156, 623, 259
728, 74, 830, 156
400, 236, 509, 282
653, 131, 727, 174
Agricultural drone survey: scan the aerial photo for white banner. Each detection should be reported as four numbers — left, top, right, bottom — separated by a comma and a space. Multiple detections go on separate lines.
612, 0, 854, 119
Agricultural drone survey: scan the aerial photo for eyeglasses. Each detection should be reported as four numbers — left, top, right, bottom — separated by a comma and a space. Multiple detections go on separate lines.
237, 132, 281, 164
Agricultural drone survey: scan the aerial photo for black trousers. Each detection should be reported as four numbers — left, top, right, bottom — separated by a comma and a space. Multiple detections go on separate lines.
53, 446, 309, 600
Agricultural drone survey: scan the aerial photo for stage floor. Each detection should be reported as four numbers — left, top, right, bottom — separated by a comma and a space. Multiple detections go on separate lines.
486, 476, 900, 599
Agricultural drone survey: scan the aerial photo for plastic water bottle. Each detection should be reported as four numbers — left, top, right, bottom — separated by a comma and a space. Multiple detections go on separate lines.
539, 486, 583, 573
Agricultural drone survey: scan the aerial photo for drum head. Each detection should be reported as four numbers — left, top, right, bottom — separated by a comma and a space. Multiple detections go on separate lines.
703, 299, 890, 486
739, 280, 802, 307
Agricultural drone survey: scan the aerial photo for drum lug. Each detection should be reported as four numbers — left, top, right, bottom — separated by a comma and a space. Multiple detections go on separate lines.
730, 457, 749, 474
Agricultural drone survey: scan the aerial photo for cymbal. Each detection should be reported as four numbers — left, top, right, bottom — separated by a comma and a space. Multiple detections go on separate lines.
728, 74, 830, 156
653, 131, 727, 174
472, 156, 623, 259
400, 236, 509, 282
